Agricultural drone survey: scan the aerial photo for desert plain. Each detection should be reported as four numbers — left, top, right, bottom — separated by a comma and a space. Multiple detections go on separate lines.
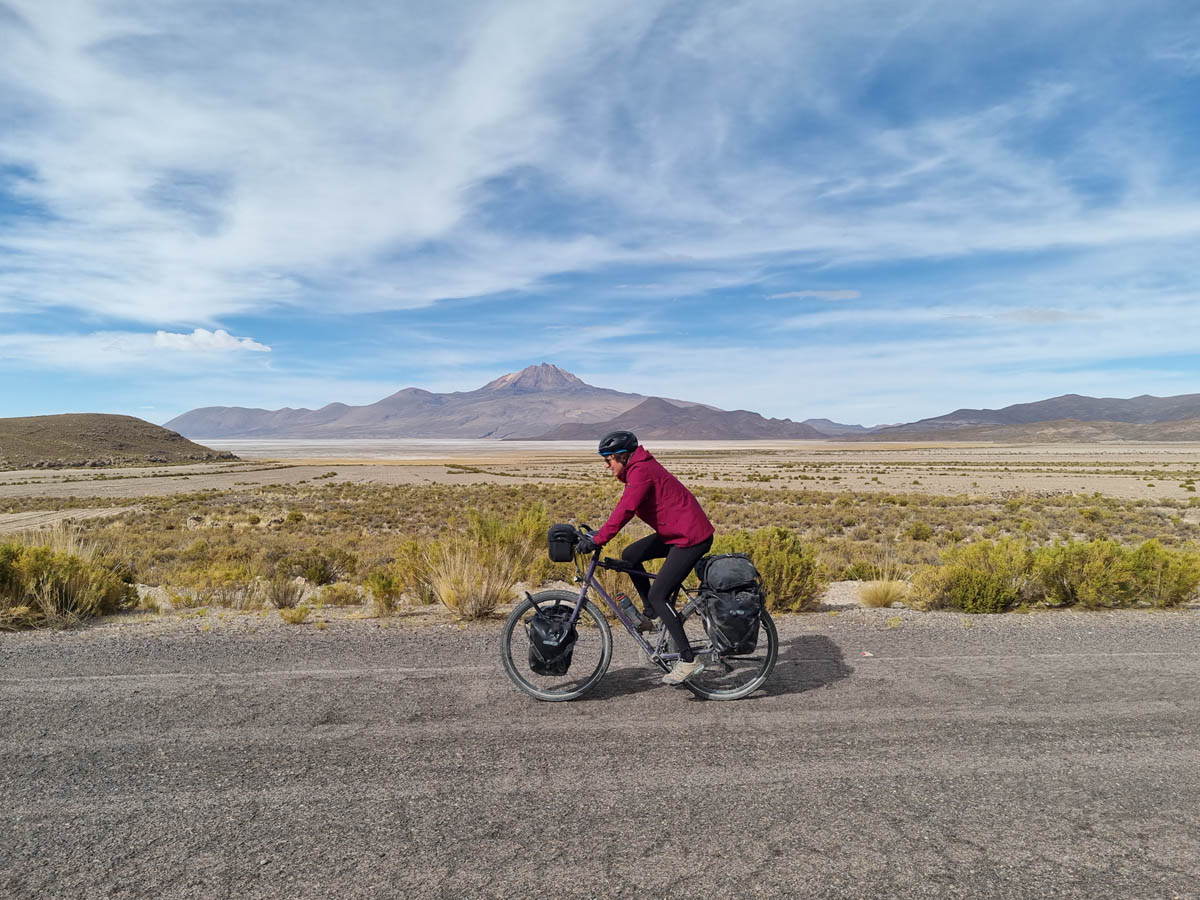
4, 440, 1200, 899
4, 439, 1200, 518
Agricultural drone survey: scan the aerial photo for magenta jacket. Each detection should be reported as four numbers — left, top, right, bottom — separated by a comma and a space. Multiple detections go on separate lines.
592, 446, 714, 548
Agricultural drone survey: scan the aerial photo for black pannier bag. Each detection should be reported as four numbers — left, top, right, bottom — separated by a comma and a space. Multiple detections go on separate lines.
547, 524, 579, 562
696, 553, 764, 656
526, 603, 578, 676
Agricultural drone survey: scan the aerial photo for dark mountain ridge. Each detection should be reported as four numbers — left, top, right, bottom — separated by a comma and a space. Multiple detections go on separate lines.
524, 397, 825, 440
166, 364, 718, 440
874, 392, 1200, 436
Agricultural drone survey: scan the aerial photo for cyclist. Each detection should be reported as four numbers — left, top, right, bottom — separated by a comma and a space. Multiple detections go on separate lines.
576, 430, 715, 685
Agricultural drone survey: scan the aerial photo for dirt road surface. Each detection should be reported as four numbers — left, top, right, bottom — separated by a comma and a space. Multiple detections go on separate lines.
3, 609, 1199, 899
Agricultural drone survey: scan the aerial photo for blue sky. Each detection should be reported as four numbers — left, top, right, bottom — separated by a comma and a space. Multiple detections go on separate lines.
2, 0, 1199, 426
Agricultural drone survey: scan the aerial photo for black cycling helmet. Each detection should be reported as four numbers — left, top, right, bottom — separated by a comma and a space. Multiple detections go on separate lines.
598, 430, 638, 456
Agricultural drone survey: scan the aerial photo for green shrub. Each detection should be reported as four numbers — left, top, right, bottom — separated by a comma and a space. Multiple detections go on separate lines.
318, 582, 361, 607
1032, 539, 1200, 609
911, 539, 1032, 613
279, 603, 309, 624
284, 548, 356, 585
905, 522, 934, 541
712, 526, 826, 612
1126, 540, 1200, 608
363, 570, 401, 615
1032, 540, 1132, 609
391, 538, 436, 605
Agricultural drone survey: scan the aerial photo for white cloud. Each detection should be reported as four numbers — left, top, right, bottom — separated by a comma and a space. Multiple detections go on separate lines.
0, 329, 269, 371
154, 328, 270, 352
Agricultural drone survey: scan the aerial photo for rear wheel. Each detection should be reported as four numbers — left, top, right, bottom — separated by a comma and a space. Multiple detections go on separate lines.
500, 590, 612, 701
675, 602, 778, 700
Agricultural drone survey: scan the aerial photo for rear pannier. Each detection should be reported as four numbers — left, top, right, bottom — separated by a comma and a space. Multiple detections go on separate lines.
526, 603, 578, 676
547, 524, 579, 562
695, 553, 764, 656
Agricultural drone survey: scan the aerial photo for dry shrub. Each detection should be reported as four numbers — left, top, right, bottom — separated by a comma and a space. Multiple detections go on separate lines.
188, 564, 263, 610
859, 545, 912, 608
424, 536, 524, 620
421, 508, 548, 620
0, 534, 135, 630
266, 575, 305, 609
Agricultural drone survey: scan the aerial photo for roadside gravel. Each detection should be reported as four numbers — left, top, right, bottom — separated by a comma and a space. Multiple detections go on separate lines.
3, 606, 1200, 899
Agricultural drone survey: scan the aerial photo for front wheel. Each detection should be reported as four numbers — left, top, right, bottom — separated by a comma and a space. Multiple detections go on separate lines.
500, 590, 612, 701
676, 604, 778, 700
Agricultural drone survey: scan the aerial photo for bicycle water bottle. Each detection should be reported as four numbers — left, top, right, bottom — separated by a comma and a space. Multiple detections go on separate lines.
615, 592, 645, 626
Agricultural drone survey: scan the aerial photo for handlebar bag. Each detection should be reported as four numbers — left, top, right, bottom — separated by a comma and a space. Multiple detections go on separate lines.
526, 604, 578, 676
547, 524, 579, 563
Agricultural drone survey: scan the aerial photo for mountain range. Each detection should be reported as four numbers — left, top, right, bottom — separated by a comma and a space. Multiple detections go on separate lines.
164, 364, 1200, 441
165, 363, 825, 440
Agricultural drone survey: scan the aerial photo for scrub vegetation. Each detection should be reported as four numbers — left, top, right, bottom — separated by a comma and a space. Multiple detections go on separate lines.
4, 474, 1200, 629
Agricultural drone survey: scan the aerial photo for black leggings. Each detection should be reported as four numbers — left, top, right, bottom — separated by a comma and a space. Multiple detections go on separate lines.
621, 533, 713, 664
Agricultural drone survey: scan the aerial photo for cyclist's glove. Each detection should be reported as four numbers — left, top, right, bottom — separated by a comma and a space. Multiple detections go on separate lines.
576, 531, 599, 555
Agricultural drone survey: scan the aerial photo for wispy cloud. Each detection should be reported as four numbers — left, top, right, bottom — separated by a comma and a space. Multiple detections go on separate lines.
769, 290, 860, 301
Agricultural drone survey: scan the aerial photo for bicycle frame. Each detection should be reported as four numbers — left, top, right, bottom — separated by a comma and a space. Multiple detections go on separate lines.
556, 552, 697, 663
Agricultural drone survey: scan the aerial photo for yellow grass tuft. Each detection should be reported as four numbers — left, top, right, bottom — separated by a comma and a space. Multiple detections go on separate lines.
279, 604, 310, 625
860, 580, 909, 608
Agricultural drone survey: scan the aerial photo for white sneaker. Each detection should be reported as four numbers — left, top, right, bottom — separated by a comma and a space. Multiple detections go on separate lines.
662, 658, 705, 685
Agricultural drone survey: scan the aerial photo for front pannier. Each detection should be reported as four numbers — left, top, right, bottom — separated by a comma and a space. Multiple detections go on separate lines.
526, 603, 578, 676
696, 553, 764, 656
547, 524, 579, 562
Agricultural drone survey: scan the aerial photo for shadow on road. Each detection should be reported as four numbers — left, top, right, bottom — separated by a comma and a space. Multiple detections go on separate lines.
583, 634, 852, 701
761, 634, 852, 698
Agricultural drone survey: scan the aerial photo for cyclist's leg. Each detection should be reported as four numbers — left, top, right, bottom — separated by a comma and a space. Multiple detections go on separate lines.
646, 536, 713, 663
620, 533, 669, 615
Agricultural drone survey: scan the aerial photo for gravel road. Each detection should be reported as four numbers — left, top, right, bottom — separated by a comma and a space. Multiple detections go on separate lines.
3, 608, 1199, 899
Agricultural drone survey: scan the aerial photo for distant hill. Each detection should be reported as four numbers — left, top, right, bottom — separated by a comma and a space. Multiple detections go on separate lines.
802, 418, 881, 436
523, 397, 826, 440
869, 393, 1200, 437
855, 417, 1200, 443
164, 363, 807, 440
0, 414, 237, 470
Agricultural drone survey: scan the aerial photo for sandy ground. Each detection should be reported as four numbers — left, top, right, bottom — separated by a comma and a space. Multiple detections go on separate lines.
0, 506, 139, 534
3, 441, 1200, 505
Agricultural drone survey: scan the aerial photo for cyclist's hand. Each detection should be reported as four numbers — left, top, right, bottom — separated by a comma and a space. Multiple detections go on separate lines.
576, 531, 599, 555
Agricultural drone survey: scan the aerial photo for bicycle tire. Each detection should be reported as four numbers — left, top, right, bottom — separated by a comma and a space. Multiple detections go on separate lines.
676, 605, 778, 700
500, 590, 612, 702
